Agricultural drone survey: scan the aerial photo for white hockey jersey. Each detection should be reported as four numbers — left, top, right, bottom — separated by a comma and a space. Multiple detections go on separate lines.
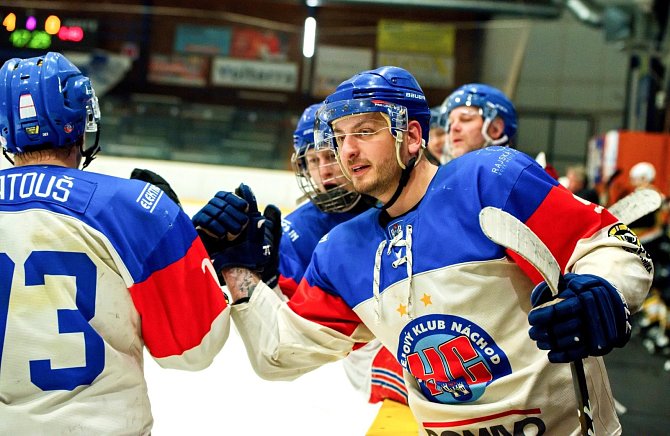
232, 147, 652, 435
0, 165, 230, 435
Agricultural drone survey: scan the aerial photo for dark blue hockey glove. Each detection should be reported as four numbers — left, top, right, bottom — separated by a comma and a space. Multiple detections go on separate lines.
528, 273, 631, 363
259, 204, 282, 288
210, 204, 281, 276
130, 168, 182, 208
192, 183, 255, 256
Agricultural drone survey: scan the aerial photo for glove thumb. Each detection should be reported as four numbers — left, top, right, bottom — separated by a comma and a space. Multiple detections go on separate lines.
263, 204, 282, 240
530, 281, 555, 308
235, 183, 258, 215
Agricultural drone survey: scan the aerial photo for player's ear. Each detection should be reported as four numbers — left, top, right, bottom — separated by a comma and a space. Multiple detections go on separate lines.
489, 118, 505, 140
406, 120, 424, 155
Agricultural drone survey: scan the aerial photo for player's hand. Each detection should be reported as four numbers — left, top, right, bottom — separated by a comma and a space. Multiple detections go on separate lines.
210, 203, 281, 275
192, 183, 255, 256
528, 273, 631, 363
130, 168, 181, 207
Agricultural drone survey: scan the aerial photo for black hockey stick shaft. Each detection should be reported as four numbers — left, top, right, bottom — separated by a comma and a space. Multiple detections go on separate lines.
479, 207, 595, 436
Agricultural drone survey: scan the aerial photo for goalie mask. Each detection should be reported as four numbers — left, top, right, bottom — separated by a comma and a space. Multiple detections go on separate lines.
0, 52, 101, 168
443, 83, 517, 147
291, 103, 360, 213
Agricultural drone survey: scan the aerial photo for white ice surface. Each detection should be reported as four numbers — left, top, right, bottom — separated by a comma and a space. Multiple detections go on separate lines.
145, 323, 381, 435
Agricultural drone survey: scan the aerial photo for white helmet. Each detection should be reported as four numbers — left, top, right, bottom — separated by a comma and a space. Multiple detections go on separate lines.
629, 162, 656, 184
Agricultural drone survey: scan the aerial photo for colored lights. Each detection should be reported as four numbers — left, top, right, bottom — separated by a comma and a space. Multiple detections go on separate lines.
3, 12, 87, 49
45, 15, 61, 35
2, 12, 15, 31
59, 26, 84, 42
25, 16, 36, 31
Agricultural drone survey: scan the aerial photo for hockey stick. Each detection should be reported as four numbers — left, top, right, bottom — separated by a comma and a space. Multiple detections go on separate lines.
608, 188, 662, 226
479, 207, 595, 436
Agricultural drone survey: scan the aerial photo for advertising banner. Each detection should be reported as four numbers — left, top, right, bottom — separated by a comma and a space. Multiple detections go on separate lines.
211, 57, 297, 91
175, 24, 231, 56
313, 45, 373, 97
148, 54, 208, 87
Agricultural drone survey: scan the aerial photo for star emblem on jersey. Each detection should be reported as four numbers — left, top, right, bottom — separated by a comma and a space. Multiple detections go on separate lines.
420, 293, 432, 306
396, 303, 408, 317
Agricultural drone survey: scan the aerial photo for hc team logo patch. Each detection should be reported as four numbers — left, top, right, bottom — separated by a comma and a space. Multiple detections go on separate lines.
397, 314, 511, 404
387, 219, 403, 239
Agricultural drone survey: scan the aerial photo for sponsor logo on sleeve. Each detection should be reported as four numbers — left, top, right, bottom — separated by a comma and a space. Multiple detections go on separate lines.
136, 183, 164, 212
608, 223, 652, 272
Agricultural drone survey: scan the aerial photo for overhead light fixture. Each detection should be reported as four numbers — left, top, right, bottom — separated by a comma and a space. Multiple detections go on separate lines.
303, 16, 316, 58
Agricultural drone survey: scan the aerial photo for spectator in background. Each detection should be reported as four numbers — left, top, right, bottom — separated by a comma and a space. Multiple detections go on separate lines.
565, 164, 600, 204
602, 168, 634, 207
627, 162, 670, 355
628, 162, 667, 238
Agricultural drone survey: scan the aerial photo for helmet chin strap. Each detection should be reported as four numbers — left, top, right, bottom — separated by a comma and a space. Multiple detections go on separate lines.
378, 134, 423, 211
2, 149, 14, 166
80, 127, 101, 169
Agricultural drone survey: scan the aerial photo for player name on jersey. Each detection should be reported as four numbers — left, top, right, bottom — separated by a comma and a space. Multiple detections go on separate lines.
0, 171, 74, 202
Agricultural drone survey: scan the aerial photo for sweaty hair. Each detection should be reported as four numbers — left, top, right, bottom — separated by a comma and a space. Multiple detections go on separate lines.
13, 140, 81, 166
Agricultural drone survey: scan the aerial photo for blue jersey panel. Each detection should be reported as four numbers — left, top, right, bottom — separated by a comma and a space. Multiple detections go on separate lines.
0, 165, 190, 284
279, 201, 358, 284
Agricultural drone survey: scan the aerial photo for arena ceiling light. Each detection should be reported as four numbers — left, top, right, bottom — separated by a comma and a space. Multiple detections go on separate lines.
303, 16, 316, 58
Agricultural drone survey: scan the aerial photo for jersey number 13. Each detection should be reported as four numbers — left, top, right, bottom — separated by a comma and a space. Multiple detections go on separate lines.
0, 251, 104, 391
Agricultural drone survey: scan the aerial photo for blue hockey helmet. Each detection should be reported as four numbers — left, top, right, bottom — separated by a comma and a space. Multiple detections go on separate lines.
0, 52, 101, 166
444, 83, 517, 144
315, 66, 431, 150
430, 105, 447, 130
293, 103, 322, 155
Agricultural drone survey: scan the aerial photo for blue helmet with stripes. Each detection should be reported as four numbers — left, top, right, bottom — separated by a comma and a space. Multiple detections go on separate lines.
0, 52, 101, 166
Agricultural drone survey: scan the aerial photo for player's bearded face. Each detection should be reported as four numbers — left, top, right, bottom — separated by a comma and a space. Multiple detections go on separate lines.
358, 145, 401, 199
332, 113, 402, 200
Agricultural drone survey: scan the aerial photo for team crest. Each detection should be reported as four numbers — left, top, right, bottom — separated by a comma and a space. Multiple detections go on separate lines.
397, 314, 512, 404
387, 219, 403, 239
64, 123, 74, 133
